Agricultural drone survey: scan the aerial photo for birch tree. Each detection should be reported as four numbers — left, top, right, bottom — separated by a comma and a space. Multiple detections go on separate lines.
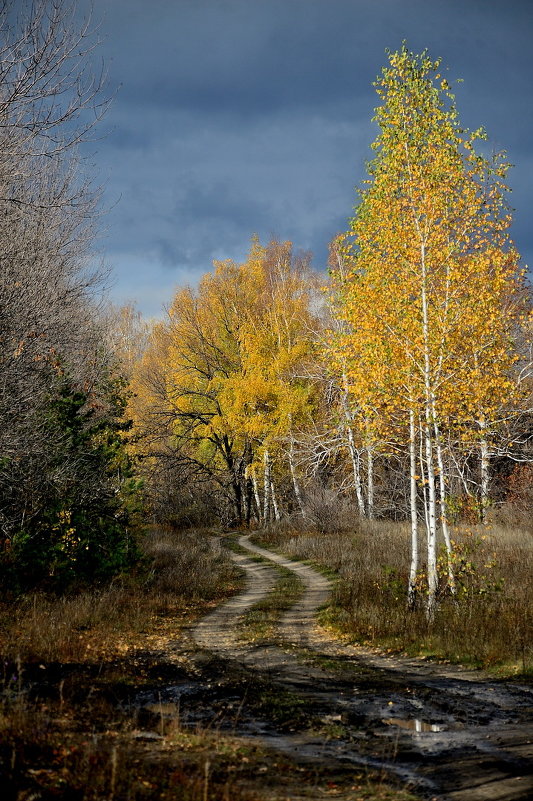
330, 46, 525, 618
131, 238, 319, 526
221, 238, 319, 520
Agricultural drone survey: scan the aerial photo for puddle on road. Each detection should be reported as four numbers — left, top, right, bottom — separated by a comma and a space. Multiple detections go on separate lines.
144, 701, 181, 716
382, 717, 444, 733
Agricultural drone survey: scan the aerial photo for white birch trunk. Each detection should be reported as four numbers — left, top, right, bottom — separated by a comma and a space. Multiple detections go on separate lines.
340, 375, 366, 516
263, 450, 271, 523
346, 424, 366, 516
419, 417, 430, 535
479, 419, 490, 524
270, 480, 280, 521
424, 412, 438, 622
250, 467, 262, 523
408, 409, 418, 610
420, 240, 438, 621
434, 425, 456, 596
288, 440, 304, 514
366, 445, 374, 520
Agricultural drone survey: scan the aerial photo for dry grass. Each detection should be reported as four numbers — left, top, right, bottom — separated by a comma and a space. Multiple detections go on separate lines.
0, 527, 254, 800
0, 525, 422, 800
0, 527, 238, 666
143, 526, 236, 597
0, 689, 266, 801
258, 520, 533, 675
0, 687, 419, 801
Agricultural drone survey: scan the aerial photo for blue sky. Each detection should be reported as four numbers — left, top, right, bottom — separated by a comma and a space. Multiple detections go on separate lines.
81, 0, 533, 316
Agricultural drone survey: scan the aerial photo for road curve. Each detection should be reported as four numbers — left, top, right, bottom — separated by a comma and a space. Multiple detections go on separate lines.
193, 548, 277, 659
192, 538, 330, 680
190, 533, 533, 801
237, 535, 332, 649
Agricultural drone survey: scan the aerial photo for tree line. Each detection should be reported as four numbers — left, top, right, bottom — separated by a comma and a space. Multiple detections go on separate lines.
1, 3, 530, 615
131, 48, 532, 617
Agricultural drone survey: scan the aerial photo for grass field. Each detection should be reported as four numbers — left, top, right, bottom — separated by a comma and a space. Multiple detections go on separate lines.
257, 519, 533, 676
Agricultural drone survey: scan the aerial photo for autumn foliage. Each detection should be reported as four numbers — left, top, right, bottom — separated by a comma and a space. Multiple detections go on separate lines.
130, 238, 321, 525
328, 46, 528, 614
128, 47, 532, 617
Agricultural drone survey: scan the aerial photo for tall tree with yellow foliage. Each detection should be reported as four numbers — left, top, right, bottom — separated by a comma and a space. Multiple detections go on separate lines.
130, 238, 319, 525
219, 238, 319, 521
331, 46, 525, 617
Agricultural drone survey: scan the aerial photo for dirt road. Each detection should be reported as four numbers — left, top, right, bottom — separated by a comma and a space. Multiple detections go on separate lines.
164, 535, 533, 800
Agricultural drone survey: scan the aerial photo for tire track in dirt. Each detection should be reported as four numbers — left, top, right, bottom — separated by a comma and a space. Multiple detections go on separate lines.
238, 535, 332, 651
190, 538, 430, 792
193, 549, 276, 655
190, 534, 533, 801
192, 543, 330, 681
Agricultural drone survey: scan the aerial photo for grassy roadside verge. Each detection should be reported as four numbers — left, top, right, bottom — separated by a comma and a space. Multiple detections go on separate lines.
253, 522, 533, 679
0, 526, 252, 800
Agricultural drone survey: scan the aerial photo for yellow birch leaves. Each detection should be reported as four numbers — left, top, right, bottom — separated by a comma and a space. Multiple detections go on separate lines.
131, 238, 319, 486
330, 45, 524, 442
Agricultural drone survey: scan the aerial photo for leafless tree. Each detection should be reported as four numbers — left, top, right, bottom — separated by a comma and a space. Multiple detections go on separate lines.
0, 1, 121, 562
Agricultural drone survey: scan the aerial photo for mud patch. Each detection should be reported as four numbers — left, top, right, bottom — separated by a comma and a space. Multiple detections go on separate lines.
382, 717, 446, 732
181, 533, 533, 801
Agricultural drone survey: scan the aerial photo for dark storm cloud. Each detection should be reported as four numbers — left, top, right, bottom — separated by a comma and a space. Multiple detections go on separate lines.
99, 0, 532, 121
100, 0, 379, 115
82, 0, 533, 315
176, 180, 271, 231
147, 179, 273, 272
